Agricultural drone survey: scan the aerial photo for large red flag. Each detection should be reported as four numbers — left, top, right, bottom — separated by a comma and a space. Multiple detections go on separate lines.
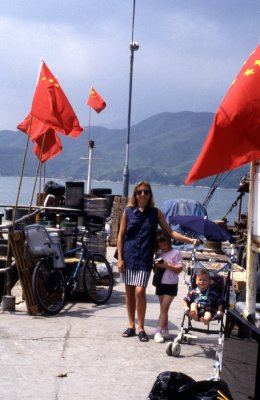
87, 87, 106, 113
17, 61, 82, 138
186, 44, 260, 184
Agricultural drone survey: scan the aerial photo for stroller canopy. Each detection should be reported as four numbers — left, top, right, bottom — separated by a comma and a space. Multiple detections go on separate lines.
162, 199, 208, 249
170, 215, 235, 243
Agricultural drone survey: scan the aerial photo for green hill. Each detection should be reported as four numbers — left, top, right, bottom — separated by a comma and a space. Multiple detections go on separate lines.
0, 111, 248, 188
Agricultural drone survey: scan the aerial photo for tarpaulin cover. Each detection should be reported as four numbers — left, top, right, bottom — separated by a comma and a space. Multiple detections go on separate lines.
162, 199, 207, 250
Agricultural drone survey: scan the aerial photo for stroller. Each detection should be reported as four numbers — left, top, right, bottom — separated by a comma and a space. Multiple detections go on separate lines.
166, 216, 236, 379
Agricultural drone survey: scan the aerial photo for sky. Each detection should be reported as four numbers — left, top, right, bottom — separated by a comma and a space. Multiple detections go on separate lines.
1, 0, 260, 131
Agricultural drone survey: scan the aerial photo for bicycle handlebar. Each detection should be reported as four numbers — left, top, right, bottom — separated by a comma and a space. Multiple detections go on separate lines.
80, 228, 102, 251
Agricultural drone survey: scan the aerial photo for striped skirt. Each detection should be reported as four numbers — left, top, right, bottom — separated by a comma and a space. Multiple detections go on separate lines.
122, 268, 151, 288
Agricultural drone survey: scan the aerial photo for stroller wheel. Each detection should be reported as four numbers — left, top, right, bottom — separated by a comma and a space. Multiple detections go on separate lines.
166, 342, 173, 356
171, 343, 181, 357
174, 333, 183, 344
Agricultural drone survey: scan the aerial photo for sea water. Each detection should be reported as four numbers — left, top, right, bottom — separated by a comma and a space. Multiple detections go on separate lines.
0, 176, 248, 224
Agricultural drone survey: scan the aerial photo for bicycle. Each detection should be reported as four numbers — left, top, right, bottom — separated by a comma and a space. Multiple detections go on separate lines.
24, 224, 113, 315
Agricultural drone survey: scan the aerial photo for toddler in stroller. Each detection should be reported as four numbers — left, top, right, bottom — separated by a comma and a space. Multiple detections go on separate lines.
165, 215, 234, 380
166, 247, 232, 382
183, 268, 224, 325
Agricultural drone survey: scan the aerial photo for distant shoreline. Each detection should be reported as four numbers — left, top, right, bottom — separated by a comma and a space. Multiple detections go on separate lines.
0, 175, 240, 190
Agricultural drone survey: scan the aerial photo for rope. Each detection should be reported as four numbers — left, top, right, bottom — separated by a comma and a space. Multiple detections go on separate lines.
203, 173, 223, 207
5, 116, 33, 286
38, 161, 42, 195
202, 171, 232, 208
12, 116, 32, 224
222, 192, 244, 220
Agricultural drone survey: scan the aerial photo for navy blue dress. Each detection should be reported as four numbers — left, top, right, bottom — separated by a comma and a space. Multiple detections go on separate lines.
122, 206, 158, 287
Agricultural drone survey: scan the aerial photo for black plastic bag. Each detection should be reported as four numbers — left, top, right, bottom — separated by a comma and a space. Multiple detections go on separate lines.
44, 181, 65, 196
177, 379, 234, 400
147, 372, 234, 400
147, 371, 195, 400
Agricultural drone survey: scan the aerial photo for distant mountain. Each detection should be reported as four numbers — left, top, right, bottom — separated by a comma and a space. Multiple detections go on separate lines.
0, 112, 248, 188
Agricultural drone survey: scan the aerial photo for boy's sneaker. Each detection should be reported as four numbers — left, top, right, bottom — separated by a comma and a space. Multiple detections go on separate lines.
154, 331, 165, 343
162, 329, 170, 340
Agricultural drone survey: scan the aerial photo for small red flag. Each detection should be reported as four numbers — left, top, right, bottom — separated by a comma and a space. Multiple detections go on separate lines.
18, 115, 62, 162
34, 129, 62, 162
87, 87, 106, 113
186, 44, 260, 184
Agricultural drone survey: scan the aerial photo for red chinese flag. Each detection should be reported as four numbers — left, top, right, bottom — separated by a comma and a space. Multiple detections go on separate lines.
87, 87, 106, 113
186, 44, 260, 184
17, 114, 62, 162
34, 129, 62, 163
17, 61, 83, 142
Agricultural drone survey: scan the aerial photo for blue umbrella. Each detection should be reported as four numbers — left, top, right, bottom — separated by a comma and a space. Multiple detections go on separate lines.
169, 215, 235, 242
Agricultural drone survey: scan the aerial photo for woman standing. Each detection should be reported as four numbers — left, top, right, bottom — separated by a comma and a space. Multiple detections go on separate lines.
117, 181, 196, 342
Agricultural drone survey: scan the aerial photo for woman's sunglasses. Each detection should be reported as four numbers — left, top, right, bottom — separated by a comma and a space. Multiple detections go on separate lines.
135, 189, 150, 195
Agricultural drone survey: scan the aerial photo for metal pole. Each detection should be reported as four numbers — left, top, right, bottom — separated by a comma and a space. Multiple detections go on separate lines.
244, 162, 255, 320
87, 140, 95, 195
122, 0, 139, 197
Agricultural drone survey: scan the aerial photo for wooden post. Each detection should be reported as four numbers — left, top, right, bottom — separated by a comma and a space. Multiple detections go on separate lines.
245, 161, 260, 318
9, 231, 39, 315
2, 295, 15, 311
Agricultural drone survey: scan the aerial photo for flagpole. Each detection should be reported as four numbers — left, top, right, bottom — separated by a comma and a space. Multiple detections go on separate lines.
122, 0, 139, 197
30, 134, 46, 211
245, 160, 260, 319
13, 116, 33, 223
87, 140, 95, 195
87, 105, 93, 194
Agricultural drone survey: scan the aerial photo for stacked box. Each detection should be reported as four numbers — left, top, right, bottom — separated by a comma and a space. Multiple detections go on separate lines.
109, 196, 128, 246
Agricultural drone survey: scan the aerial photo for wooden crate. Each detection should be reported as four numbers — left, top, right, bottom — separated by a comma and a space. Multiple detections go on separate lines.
9, 230, 39, 315
233, 270, 247, 292
109, 196, 128, 246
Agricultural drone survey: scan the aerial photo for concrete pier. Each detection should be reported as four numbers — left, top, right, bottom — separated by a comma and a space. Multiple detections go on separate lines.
0, 247, 222, 400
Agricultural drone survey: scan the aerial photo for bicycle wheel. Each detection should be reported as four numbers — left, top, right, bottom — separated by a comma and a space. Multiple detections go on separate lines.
83, 253, 113, 305
32, 259, 66, 315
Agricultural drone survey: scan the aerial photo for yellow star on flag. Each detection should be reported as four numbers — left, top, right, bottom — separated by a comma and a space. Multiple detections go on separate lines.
243, 69, 254, 76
